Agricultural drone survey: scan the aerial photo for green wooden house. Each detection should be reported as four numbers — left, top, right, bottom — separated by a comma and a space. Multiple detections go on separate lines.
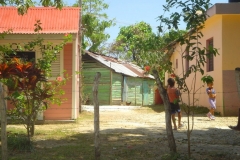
82, 51, 155, 106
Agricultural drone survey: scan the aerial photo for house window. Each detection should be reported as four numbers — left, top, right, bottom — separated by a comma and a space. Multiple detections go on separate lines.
6, 50, 62, 78
185, 50, 189, 72
206, 38, 214, 72
51, 51, 62, 77
6, 51, 35, 62
176, 59, 178, 69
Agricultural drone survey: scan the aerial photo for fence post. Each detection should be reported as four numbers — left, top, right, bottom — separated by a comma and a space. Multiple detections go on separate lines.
93, 72, 101, 159
0, 84, 7, 160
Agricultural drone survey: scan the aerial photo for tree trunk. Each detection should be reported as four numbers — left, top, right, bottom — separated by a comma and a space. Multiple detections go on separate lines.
93, 72, 101, 160
152, 70, 177, 152
0, 84, 8, 160
30, 120, 35, 136
229, 108, 240, 131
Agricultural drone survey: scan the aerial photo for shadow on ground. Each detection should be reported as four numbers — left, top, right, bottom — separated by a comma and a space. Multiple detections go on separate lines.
5, 126, 240, 160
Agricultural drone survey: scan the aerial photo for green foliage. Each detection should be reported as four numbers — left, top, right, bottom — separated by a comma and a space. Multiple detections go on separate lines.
110, 21, 155, 62
110, 22, 186, 81
0, 22, 71, 138
161, 152, 181, 160
156, 0, 219, 157
73, 0, 115, 53
7, 132, 33, 152
0, 0, 64, 14
157, 0, 219, 94
201, 75, 214, 84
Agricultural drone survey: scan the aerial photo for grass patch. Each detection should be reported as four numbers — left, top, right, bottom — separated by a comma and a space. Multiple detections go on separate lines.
141, 104, 165, 113
7, 132, 33, 152
181, 105, 221, 116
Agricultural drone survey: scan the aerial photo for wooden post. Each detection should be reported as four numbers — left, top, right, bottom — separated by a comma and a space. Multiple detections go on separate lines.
93, 72, 101, 159
0, 84, 8, 160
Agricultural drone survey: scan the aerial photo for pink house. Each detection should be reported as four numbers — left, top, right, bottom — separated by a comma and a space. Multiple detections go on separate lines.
0, 7, 80, 120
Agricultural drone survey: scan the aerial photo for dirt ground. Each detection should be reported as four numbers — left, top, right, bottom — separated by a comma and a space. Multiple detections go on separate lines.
78, 106, 240, 159
22, 106, 240, 159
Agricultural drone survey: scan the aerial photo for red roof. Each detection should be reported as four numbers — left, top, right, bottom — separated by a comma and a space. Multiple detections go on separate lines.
0, 7, 80, 34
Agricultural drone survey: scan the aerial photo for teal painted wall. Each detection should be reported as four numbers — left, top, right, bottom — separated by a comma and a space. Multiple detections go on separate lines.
112, 73, 123, 105
124, 77, 155, 106
82, 54, 155, 106
82, 61, 111, 105
145, 79, 154, 105
126, 77, 143, 106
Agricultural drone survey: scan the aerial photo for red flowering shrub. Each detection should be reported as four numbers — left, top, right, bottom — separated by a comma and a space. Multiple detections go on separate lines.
144, 65, 151, 71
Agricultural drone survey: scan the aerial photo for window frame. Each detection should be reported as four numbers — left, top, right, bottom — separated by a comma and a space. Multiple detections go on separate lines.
206, 38, 214, 72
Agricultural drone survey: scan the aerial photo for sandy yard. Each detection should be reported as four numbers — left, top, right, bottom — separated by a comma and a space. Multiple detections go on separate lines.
10, 105, 240, 159
79, 106, 240, 159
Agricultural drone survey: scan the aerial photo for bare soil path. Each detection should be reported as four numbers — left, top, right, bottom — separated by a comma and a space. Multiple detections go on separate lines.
80, 106, 240, 159
8, 105, 240, 159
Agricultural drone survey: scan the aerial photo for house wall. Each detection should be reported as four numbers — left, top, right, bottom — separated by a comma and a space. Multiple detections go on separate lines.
1, 35, 79, 120
170, 15, 224, 115
112, 73, 123, 105
125, 77, 143, 106
142, 79, 155, 105
82, 57, 111, 105
124, 77, 154, 106
44, 43, 73, 120
221, 15, 240, 116
82, 54, 155, 106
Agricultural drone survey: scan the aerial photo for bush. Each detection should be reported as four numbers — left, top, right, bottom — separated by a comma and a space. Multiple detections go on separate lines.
7, 132, 33, 152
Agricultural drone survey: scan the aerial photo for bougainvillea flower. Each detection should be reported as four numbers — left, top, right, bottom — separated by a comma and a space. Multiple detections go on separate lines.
144, 66, 151, 71
170, 74, 176, 78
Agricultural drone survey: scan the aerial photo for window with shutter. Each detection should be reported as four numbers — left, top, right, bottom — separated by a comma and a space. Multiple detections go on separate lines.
206, 38, 214, 72
51, 51, 61, 77
6, 51, 35, 62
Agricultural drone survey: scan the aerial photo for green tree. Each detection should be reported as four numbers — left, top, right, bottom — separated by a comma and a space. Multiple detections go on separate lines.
145, 0, 218, 157
0, 0, 64, 14
109, 21, 157, 63
0, 26, 71, 139
0, 2, 66, 160
110, 22, 187, 153
73, 0, 115, 52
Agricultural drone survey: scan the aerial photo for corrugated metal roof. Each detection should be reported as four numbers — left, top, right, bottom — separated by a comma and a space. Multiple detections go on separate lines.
0, 7, 80, 34
85, 51, 154, 79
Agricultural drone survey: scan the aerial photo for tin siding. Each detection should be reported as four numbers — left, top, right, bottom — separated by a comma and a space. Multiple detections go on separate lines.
142, 81, 149, 105
82, 61, 111, 105
126, 77, 142, 106
112, 73, 123, 105
142, 80, 155, 105
148, 79, 155, 105
44, 43, 73, 120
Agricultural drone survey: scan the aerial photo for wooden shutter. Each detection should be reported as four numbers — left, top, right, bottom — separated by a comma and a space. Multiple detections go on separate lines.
51, 52, 61, 77
207, 38, 214, 72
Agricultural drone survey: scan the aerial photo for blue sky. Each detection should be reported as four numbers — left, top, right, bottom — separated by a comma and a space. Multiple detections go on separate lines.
66, 0, 228, 43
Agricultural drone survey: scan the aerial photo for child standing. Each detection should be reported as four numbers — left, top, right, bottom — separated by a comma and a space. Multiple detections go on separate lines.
206, 82, 216, 120
167, 78, 183, 130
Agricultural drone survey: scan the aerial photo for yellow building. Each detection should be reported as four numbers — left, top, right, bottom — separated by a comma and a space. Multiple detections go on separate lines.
167, 3, 240, 116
